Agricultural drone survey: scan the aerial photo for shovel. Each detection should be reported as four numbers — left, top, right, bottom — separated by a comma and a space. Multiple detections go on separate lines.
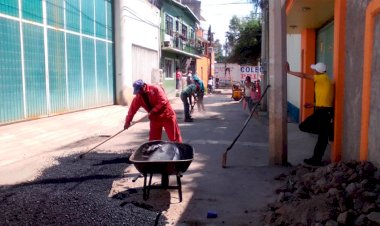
222, 85, 270, 168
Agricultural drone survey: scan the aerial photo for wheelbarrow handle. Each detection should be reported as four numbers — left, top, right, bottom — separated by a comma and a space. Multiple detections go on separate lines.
132, 174, 143, 182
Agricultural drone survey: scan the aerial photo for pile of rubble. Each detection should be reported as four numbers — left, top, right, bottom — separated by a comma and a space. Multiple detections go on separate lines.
264, 161, 380, 226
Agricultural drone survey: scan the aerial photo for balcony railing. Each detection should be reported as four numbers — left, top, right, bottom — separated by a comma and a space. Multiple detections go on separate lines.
161, 31, 205, 56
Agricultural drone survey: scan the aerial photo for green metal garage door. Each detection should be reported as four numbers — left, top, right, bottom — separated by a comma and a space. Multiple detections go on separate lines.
0, 0, 114, 124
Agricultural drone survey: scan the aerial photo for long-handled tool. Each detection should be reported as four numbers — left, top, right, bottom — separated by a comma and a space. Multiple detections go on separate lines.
190, 102, 195, 113
77, 114, 150, 160
222, 85, 271, 168
78, 129, 125, 159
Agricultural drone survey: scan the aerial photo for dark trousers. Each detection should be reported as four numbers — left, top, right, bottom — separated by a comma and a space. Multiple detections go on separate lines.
245, 96, 253, 112
299, 108, 333, 161
180, 93, 191, 119
207, 84, 212, 93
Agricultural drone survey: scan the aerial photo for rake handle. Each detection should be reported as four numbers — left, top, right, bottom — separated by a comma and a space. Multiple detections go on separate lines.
78, 129, 125, 158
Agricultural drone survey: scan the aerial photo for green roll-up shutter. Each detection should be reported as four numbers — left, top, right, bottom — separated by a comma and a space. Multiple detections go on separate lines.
67, 34, 83, 110
108, 42, 114, 102
95, 0, 106, 39
82, 37, 96, 108
0, 0, 114, 124
23, 23, 47, 118
48, 29, 67, 114
46, 0, 64, 28
0, 0, 18, 17
96, 41, 108, 105
22, 0, 43, 23
66, 0, 80, 32
82, 1, 94, 35
0, 18, 23, 123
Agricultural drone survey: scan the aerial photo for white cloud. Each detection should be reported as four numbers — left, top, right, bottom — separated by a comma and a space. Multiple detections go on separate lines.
200, 0, 253, 45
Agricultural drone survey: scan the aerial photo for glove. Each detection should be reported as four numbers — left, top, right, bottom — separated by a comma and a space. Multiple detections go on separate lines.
124, 122, 131, 130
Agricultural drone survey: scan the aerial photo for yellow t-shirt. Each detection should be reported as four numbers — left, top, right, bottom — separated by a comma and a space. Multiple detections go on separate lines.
314, 73, 334, 107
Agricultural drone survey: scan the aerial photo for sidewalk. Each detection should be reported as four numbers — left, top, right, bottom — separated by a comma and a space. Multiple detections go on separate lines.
0, 105, 146, 184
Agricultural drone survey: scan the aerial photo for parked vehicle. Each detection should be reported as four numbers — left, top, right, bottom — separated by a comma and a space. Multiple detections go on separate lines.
232, 83, 243, 101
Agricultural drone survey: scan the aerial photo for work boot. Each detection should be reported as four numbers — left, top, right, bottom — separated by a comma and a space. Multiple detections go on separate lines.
303, 158, 323, 167
184, 117, 193, 122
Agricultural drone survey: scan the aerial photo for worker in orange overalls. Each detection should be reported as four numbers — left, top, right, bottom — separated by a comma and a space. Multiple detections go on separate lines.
124, 79, 182, 143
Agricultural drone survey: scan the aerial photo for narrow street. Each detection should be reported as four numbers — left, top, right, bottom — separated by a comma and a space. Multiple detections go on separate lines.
0, 91, 291, 225
117, 91, 289, 225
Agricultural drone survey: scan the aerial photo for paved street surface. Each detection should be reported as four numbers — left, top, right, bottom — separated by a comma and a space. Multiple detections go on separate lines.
0, 89, 326, 225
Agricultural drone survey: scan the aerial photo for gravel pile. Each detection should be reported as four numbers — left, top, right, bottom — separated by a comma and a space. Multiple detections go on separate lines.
0, 152, 165, 226
264, 160, 380, 226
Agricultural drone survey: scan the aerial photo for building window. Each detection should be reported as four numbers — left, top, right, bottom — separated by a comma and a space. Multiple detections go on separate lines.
165, 15, 173, 35
164, 58, 173, 79
190, 28, 194, 40
175, 20, 179, 32
181, 24, 187, 39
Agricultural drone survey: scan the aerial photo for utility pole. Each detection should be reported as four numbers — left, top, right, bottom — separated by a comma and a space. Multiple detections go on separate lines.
260, 0, 269, 112
268, 0, 288, 165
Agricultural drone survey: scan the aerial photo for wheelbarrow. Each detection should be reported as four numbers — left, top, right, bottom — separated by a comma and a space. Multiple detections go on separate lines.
129, 140, 194, 202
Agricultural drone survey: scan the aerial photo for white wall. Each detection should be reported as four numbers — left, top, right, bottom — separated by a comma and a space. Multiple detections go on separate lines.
286, 34, 301, 108
114, 0, 160, 105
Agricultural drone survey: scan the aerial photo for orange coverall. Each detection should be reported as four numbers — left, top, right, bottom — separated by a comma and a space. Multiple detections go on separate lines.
125, 84, 182, 143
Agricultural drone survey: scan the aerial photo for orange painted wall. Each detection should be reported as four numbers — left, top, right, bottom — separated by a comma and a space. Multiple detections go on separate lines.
331, 0, 346, 162
195, 28, 211, 90
286, 0, 295, 14
196, 56, 210, 89
300, 29, 316, 121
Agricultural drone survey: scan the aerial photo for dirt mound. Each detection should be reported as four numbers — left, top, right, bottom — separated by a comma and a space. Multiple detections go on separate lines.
264, 161, 380, 226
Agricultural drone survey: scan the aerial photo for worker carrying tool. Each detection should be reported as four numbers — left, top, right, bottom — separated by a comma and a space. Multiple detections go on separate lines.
124, 79, 182, 143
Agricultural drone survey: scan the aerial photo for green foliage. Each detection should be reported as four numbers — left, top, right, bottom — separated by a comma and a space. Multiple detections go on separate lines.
225, 16, 241, 56
225, 12, 262, 65
213, 39, 226, 63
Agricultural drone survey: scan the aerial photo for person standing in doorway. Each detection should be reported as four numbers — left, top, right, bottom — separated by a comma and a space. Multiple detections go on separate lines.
124, 79, 182, 143
286, 62, 334, 166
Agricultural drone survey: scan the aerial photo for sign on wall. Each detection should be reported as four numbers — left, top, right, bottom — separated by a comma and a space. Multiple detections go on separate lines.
214, 63, 263, 85
239, 66, 263, 81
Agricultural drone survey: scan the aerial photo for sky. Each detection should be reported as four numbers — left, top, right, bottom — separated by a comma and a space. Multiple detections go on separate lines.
200, 0, 254, 45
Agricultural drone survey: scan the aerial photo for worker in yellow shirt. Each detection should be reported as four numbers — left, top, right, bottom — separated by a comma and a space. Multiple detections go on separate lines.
286, 62, 334, 166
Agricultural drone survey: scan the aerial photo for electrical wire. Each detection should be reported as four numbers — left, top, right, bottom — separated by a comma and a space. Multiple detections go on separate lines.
121, 6, 159, 28
201, 0, 252, 6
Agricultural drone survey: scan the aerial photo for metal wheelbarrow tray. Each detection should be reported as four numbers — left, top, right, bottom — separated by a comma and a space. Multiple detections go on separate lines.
129, 140, 194, 202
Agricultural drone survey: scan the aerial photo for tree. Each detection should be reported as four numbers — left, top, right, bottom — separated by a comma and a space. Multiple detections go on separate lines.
213, 39, 226, 63
249, 0, 268, 11
207, 25, 213, 42
225, 12, 262, 65
225, 16, 241, 56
